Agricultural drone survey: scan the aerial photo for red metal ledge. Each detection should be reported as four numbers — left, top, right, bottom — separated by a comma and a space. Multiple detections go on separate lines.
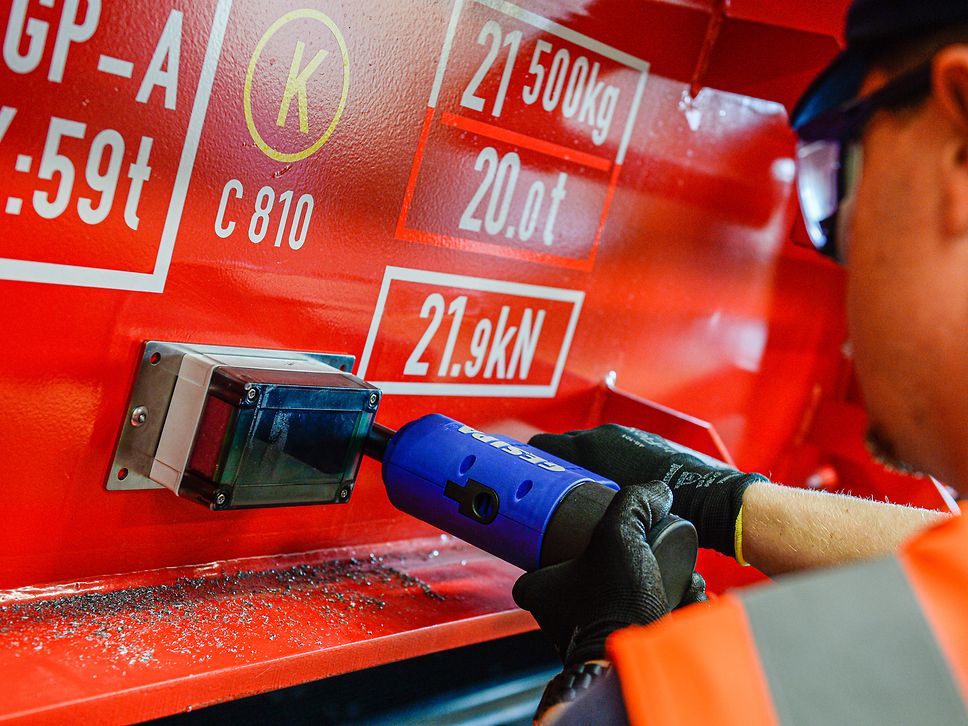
0, 537, 532, 724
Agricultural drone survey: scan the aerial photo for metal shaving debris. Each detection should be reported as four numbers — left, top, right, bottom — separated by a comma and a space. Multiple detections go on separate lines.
0, 555, 446, 670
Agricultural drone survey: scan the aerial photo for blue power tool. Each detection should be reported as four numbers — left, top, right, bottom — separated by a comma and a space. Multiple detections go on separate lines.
366, 414, 699, 608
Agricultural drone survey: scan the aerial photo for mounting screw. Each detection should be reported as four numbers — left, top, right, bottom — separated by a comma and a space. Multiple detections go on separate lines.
245, 386, 258, 402
339, 488, 350, 501
368, 392, 379, 407
130, 406, 148, 427
215, 492, 227, 506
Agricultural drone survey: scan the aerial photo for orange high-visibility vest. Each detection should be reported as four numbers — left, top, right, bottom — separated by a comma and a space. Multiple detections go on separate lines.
607, 511, 968, 725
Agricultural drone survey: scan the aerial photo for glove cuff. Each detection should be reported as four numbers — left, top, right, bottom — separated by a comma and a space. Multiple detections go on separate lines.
668, 465, 767, 557
566, 621, 619, 666
566, 591, 668, 665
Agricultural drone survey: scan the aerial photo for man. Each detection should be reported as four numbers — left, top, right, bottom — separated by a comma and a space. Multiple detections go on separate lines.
514, 1, 968, 723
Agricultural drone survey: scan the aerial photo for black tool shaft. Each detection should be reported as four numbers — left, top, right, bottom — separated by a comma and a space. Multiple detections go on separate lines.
365, 422, 396, 462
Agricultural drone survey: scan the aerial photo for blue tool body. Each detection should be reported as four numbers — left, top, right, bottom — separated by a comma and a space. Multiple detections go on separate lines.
382, 414, 619, 571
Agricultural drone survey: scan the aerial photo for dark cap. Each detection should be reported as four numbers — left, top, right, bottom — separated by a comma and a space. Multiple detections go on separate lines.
791, 0, 968, 129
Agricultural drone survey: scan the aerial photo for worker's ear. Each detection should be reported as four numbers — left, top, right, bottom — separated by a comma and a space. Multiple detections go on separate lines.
933, 47, 968, 236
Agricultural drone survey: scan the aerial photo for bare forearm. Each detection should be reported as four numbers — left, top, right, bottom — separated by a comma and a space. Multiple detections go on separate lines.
742, 482, 949, 576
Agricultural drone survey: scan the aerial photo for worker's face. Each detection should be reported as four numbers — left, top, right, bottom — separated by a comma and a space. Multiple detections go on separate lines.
845, 52, 968, 490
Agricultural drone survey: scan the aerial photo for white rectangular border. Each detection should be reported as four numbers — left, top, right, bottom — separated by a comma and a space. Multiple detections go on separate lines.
426, 0, 649, 166
475, 0, 649, 71
357, 266, 584, 398
0, 0, 233, 293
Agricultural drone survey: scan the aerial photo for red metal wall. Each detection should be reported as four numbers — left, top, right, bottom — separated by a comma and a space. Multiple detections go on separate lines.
0, 0, 857, 590
0, 0, 952, 718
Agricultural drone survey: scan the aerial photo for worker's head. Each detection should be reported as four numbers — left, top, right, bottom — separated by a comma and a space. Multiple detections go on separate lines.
792, 1, 968, 491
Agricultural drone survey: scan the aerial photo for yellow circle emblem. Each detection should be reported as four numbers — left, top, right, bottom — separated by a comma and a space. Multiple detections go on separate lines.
243, 10, 349, 163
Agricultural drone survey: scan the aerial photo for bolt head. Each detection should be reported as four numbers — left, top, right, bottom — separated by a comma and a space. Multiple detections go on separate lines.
130, 406, 148, 427
368, 393, 379, 406
339, 488, 350, 500
215, 492, 227, 506
245, 387, 258, 401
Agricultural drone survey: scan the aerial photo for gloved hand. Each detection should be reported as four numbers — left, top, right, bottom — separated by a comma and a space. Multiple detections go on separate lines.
680, 570, 709, 606
529, 425, 769, 559
512, 482, 672, 666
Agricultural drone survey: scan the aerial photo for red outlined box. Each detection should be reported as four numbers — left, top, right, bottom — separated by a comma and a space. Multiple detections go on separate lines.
396, 0, 649, 272
0, 0, 230, 292
358, 266, 584, 398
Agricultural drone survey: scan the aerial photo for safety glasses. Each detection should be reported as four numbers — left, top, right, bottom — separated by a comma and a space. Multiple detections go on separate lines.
795, 60, 933, 262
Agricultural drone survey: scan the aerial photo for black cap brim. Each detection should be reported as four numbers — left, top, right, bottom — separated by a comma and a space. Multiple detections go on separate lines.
791, 47, 871, 130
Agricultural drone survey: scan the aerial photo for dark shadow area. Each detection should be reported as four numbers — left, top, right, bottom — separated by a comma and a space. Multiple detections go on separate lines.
151, 630, 558, 725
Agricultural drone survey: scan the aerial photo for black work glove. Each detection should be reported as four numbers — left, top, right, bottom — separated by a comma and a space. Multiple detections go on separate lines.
680, 570, 709, 606
512, 483, 672, 666
529, 425, 769, 559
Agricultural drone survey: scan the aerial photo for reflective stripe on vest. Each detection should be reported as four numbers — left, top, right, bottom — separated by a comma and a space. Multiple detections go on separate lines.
740, 555, 967, 725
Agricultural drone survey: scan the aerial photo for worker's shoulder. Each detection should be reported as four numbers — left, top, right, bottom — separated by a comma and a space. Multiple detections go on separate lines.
608, 514, 968, 725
